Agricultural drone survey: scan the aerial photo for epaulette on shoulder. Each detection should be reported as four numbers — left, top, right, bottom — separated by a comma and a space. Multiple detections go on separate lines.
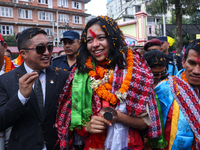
52, 54, 66, 61
175, 53, 181, 57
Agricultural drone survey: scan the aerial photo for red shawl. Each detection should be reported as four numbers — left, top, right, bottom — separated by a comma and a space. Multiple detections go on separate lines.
55, 51, 162, 149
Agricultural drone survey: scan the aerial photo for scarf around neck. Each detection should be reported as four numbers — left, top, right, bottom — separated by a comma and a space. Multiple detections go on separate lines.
55, 50, 162, 149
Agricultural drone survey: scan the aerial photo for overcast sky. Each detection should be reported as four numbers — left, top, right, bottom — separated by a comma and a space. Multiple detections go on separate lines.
85, 0, 107, 16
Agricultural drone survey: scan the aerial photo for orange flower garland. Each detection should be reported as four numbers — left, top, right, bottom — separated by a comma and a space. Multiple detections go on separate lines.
13, 54, 23, 66
4, 56, 12, 73
182, 70, 188, 83
86, 49, 134, 105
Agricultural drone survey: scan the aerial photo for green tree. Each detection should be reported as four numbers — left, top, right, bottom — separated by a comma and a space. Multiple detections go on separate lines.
145, 0, 200, 53
166, 10, 189, 24
3, 35, 17, 46
188, 13, 200, 24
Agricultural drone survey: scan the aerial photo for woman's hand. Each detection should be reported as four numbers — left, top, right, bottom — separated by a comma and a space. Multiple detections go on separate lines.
85, 116, 112, 134
116, 109, 123, 122
116, 109, 147, 130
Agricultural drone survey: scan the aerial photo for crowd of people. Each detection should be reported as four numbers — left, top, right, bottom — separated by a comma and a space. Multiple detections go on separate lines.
0, 15, 199, 150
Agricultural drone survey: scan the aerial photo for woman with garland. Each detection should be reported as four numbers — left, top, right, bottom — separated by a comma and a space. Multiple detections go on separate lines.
55, 16, 162, 150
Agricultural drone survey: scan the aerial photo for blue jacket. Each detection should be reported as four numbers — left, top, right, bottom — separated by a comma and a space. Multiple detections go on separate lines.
52, 54, 75, 72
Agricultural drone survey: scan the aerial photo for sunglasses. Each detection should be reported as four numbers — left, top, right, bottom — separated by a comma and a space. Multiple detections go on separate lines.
153, 68, 168, 78
22, 43, 53, 54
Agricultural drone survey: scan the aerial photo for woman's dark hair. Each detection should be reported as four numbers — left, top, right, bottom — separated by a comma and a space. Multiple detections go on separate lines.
77, 16, 127, 73
184, 39, 200, 60
143, 49, 168, 68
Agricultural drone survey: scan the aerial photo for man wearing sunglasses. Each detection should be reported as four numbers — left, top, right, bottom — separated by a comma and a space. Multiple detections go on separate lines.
0, 28, 69, 150
52, 30, 80, 72
148, 39, 200, 149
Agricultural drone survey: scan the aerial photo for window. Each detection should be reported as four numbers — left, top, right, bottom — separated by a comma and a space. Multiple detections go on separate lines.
1, 25, 13, 35
135, 6, 141, 13
147, 18, 155, 24
122, 0, 126, 4
110, 5, 113, 12
18, 26, 30, 32
149, 27, 152, 34
73, 16, 82, 24
38, 0, 48, 4
18, 9, 32, 19
38, 11, 53, 21
0, 7, 13, 17
59, 29, 66, 38
43, 28, 53, 36
72, 1, 82, 10
58, 0, 68, 7
58, 14, 69, 22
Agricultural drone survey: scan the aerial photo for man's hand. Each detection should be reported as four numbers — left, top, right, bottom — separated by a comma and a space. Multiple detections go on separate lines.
85, 116, 112, 134
19, 72, 38, 98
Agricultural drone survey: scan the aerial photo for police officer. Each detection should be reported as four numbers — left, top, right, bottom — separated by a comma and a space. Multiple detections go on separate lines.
156, 36, 183, 71
52, 30, 80, 72
144, 38, 178, 76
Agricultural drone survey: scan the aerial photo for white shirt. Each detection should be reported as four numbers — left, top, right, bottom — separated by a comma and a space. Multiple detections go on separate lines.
18, 62, 47, 150
0, 60, 5, 75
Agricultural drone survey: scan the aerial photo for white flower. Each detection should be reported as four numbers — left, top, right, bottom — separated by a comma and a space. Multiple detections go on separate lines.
115, 91, 127, 103
90, 70, 113, 90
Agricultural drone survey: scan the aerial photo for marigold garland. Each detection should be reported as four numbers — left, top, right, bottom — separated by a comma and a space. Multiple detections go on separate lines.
13, 54, 23, 66
4, 56, 12, 73
86, 49, 134, 105
182, 70, 188, 83
174, 70, 188, 96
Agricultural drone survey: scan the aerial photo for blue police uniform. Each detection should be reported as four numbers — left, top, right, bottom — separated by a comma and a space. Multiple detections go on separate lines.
168, 51, 183, 71
52, 54, 76, 72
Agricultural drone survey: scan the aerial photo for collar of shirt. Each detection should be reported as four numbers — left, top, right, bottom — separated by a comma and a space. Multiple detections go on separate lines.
0, 70, 4, 75
1, 60, 5, 72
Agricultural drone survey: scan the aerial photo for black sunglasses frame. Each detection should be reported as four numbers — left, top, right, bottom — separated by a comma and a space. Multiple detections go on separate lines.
153, 68, 168, 78
22, 43, 53, 54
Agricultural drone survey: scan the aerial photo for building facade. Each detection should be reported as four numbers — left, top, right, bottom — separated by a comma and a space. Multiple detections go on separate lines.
106, 0, 171, 39
0, 0, 90, 47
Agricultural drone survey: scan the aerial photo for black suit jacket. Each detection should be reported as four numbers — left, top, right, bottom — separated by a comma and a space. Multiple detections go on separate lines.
0, 63, 69, 150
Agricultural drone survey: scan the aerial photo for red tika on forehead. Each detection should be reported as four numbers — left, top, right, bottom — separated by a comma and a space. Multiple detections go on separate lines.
89, 29, 96, 38
0, 33, 4, 42
196, 56, 200, 64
